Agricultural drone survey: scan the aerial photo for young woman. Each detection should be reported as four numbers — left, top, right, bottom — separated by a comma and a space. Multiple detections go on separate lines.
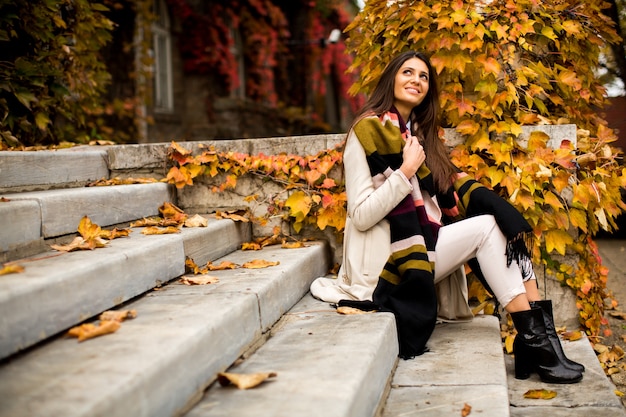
310, 50, 583, 384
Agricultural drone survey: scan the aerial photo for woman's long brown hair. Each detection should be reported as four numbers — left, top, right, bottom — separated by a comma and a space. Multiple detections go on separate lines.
351, 51, 458, 193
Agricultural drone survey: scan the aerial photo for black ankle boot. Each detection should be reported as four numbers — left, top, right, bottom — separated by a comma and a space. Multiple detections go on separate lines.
511, 307, 583, 384
531, 300, 585, 373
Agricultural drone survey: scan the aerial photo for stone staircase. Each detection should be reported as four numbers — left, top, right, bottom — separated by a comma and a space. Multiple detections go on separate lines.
0, 139, 624, 417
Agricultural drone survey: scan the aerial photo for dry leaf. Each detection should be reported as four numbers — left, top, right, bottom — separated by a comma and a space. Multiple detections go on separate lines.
215, 210, 250, 223
337, 306, 375, 315
461, 403, 472, 416
88, 177, 158, 186
217, 372, 277, 389
609, 311, 626, 320
207, 260, 239, 270
0, 264, 25, 275
281, 241, 304, 249
130, 217, 163, 227
184, 214, 208, 227
185, 257, 208, 275
141, 226, 181, 235
99, 310, 137, 322
181, 275, 220, 285
523, 389, 557, 400
67, 320, 121, 342
159, 202, 188, 224
241, 242, 262, 251
1, 197, 10, 202
242, 259, 280, 269
561, 330, 583, 341
99, 227, 131, 240
51, 235, 108, 252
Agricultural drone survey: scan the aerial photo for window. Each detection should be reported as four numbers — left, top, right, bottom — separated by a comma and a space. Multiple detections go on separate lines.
152, 0, 173, 112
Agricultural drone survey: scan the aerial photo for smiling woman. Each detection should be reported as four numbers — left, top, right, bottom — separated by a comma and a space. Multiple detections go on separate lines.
309, 50, 584, 384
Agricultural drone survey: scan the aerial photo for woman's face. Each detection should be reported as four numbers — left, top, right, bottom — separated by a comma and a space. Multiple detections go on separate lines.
393, 57, 430, 120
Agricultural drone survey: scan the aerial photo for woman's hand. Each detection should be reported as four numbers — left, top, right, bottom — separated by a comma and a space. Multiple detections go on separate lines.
400, 135, 425, 179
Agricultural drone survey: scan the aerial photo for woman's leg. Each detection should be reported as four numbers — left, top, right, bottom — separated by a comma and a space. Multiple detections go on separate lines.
434, 214, 531, 311
434, 215, 582, 383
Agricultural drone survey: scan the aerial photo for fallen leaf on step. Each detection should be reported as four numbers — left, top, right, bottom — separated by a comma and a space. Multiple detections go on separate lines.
185, 257, 208, 274
0, 197, 10, 202
184, 214, 208, 227
461, 403, 472, 416
609, 311, 626, 320
561, 330, 582, 341
217, 372, 277, 389
241, 259, 279, 269
281, 241, 304, 249
215, 210, 250, 223
337, 306, 376, 315
88, 177, 158, 186
616, 390, 625, 397
207, 260, 239, 270
67, 320, 121, 342
99, 309, 137, 322
51, 235, 108, 252
0, 263, 25, 275
181, 275, 219, 285
141, 226, 181, 235
241, 242, 262, 251
523, 389, 557, 399
159, 202, 188, 224
99, 227, 131, 239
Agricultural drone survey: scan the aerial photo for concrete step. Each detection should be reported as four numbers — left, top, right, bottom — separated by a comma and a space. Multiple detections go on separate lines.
0, 147, 109, 193
0, 218, 250, 360
0, 182, 175, 262
186, 293, 398, 417
382, 315, 511, 417
506, 333, 626, 416
0, 241, 330, 417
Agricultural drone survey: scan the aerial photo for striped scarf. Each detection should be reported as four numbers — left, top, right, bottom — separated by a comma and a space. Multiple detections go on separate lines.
339, 109, 533, 359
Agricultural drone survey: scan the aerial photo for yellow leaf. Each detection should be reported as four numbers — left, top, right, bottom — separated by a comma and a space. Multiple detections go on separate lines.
181, 275, 220, 285
544, 191, 563, 210
67, 320, 121, 342
523, 389, 557, 400
207, 260, 239, 270
544, 229, 573, 255
99, 310, 137, 322
337, 306, 375, 315
561, 330, 582, 341
285, 190, 312, 222
281, 241, 304, 249
242, 259, 280, 269
141, 226, 181, 235
241, 242, 262, 251
0, 264, 25, 275
217, 372, 277, 390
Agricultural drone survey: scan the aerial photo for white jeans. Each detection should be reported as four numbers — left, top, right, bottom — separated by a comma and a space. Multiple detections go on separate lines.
434, 214, 533, 308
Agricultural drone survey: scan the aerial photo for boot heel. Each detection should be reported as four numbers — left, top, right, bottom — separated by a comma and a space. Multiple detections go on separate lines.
514, 340, 532, 380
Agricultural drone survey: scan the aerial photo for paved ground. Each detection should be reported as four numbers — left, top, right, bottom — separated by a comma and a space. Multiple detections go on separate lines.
597, 238, 626, 409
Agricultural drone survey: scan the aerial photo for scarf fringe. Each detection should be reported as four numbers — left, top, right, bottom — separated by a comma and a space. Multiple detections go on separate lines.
506, 232, 534, 281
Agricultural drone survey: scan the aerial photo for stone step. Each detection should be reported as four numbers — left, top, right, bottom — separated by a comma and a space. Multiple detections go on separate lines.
382, 315, 511, 417
506, 333, 626, 416
0, 147, 109, 193
186, 293, 398, 417
0, 241, 330, 417
0, 182, 175, 262
0, 217, 250, 360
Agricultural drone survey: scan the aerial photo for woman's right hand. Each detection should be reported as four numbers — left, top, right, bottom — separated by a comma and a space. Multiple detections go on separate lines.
400, 135, 425, 179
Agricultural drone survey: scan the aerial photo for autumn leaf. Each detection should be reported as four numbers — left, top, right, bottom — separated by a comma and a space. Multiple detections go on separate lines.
610, 311, 626, 320
207, 260, 239, 270
185, 257, 208, 275
241, 259, 280, 269
141, 226, 181, 235
241, 242, 262, 251
561, 330, 582, 341
214, 210, 250, 222
184, 214, 208, 227
51, 235, 108, 252
181, 275, 219, 285
523, 389, 557, 400
130, 217, 163, 227
99, 309, 137, 322
337, 306, 375, 315
461, 403, 472, 417
217, 372, 277, 390
99, 227, 131, 240
159, 202, 188, 224
0, 264, 25, 275
67, 320, 121, 342
281, 241, 304, 249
